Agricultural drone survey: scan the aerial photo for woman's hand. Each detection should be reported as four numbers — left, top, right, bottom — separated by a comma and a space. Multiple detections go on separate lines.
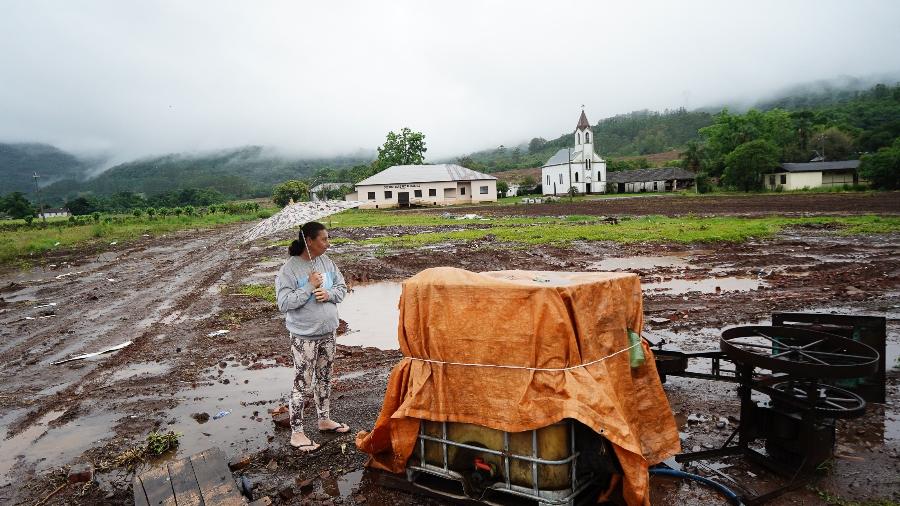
309, 271, 324, 288
313, 288, 330, 302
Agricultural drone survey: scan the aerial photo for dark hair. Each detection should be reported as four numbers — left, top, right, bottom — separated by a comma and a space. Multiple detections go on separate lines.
289, 221, 326, 256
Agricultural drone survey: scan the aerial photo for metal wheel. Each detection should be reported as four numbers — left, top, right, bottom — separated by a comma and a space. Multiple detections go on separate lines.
768, 380, 866, 418
720, 325, 879, 378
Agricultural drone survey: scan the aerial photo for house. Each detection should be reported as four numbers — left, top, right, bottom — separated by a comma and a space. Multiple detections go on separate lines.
345, 164, 497, 209
607, 167, 697, 193
39, 208, 71, 218
764, 160, 864, 191
542, 110, 607, 195
310, 182, 351, 201
504, 183, 522, 197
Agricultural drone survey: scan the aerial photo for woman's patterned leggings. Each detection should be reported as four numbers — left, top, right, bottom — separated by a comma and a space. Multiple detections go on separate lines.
289, 332, 336, 433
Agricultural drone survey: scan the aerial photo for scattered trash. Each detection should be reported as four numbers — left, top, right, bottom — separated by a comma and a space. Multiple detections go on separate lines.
213, 410, 230, 420
51, 340, 133, 365
34, 302, 57, 309
456, 213, 483, 220
109, 241, 118, 245
207, 330, 230, 337
107, 278, 118, 283
54, 271, 83, 280
649, 317, 670, 324
340, 443, 347, 454
53, 242, 60, 247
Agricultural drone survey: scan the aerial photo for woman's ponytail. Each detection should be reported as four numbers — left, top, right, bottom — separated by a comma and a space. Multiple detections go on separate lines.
288, 239, 305, 256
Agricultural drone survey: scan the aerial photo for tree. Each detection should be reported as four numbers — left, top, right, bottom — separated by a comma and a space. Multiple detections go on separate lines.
680, 141, 703, 173
859, 138, 900, 189
812, 127, 856, 161
723, 140, 779, 192
272, 180, 310, 206
0, 192, 36, 219
65, 195, 101, 215
496, 181, 509, 197
374, 128, 427, 173
528, 137, 547, 153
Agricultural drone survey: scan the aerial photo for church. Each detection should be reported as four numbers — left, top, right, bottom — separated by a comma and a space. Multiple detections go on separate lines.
541, 110, 607, 195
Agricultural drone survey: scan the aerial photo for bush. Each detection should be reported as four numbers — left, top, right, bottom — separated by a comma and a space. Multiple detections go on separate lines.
272, 180, 310, 206
695, 172, 712, 194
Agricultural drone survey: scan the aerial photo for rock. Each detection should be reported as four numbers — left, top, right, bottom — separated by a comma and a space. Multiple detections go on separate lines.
691, 445, 701, 452
272, 412, 291, 429
191, 412, 210, 423
354, 496, 367, 504
68, 463, 94, 483
266, 459, 278, 471
716, 421, 726, 429
319, 470, 331, 479
277, 483, 295, 500
296, 477, 314, 492
229, 453, 252, 471
249, 498, 272, 506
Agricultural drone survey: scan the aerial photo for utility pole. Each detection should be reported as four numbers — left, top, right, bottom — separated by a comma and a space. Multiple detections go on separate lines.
33, 172, 46, 224
567, 148, 573, 202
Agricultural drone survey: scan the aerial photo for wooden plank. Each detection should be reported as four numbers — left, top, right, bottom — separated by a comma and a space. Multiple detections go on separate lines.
138, 464, 177, 506
167, 456, 205, 506
190, 447, 246, 506
132, 474, 150, 506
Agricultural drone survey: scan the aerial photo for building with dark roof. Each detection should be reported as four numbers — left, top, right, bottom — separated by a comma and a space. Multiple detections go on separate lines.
764, 160, 864, 190
607, 167, 697, 193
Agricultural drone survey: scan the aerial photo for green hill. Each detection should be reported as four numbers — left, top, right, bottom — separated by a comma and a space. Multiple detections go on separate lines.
0, 143, 86, 195
38, 146, 369, 205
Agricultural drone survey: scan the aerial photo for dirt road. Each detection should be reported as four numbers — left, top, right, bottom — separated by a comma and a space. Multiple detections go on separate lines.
1, 193, 898, 505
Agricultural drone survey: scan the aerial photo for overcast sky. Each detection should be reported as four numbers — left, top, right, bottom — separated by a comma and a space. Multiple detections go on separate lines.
1, 0, 899, 164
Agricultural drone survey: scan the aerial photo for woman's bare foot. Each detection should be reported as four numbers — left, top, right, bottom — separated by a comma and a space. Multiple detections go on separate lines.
290, 431, 320, 452
317, 419, 350, 433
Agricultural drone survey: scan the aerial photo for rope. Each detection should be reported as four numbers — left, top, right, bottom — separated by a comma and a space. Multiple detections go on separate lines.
402, 340, 641, 372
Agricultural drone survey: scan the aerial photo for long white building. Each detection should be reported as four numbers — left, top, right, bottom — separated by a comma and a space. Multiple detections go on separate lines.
346, 164, 497, 209
542, 110, 607, 195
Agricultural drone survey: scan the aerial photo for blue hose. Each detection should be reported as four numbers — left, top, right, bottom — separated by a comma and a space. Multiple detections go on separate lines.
649, 467, 743, 505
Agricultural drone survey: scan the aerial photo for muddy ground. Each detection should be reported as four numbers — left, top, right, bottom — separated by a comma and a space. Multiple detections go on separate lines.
0, 193, 898, 505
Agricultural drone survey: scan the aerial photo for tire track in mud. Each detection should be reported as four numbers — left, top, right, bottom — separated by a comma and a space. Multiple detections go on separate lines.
0, 225, 247, 436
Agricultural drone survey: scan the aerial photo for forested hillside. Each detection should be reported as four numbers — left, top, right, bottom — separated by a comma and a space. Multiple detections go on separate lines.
458, 108, 714, 173
38, 146, 368, 205
0, 143, 85, 194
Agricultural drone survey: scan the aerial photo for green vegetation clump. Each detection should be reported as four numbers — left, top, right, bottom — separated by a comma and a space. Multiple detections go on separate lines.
238, 284, 276, 304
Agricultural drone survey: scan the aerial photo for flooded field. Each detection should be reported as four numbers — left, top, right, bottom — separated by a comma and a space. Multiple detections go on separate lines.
0, 194, 898, 505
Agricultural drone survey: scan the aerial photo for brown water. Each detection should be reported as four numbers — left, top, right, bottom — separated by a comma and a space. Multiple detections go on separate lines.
338, 282, 402, 350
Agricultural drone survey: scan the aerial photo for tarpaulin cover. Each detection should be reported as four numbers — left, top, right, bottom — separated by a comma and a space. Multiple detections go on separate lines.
356, 267, 680, 505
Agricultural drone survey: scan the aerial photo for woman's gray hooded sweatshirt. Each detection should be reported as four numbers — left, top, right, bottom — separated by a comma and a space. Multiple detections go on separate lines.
275, 254, 347, 339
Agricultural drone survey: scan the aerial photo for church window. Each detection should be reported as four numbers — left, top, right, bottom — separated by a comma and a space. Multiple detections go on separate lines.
585, 132, 590, 143
546, 175, 550, 186
575, 172, 579, 182
559, 174, 563, 184
577, 133, 581, 144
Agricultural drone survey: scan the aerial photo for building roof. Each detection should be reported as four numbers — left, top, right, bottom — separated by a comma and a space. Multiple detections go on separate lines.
776, 160, 860, 173
606, 167, 697, 184
544, 148, 572, 166
576, 110, 591, 131
356, 164, 497, 186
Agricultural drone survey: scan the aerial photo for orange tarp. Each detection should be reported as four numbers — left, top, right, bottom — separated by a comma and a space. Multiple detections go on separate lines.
356, 268, 680, 505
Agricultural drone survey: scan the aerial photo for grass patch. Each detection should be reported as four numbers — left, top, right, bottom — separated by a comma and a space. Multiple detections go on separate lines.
353, 215, 900, 248
0, 212, 264, 264
237, 284, 276, 304
810, 486, 898, 506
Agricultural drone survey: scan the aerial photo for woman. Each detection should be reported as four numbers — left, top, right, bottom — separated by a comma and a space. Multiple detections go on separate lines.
275, 221, 349, 451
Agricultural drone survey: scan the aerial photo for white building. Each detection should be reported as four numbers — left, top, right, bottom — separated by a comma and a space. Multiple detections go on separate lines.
542, 110, 607, 195
345, 164, 497, 209
39, 208, 71, 218
763, 160, 865, 191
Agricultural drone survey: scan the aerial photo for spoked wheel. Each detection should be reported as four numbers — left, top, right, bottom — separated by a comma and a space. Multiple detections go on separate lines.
720, 325, 879, 379
768, 380, 866, 418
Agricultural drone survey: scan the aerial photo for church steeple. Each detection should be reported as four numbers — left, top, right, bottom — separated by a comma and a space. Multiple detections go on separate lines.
574, 109, 593, 147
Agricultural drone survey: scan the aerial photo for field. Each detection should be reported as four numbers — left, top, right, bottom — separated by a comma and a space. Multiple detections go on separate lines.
0, 192, 898, 505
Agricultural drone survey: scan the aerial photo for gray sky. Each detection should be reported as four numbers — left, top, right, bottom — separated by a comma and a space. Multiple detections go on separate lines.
1, 0, 899, 165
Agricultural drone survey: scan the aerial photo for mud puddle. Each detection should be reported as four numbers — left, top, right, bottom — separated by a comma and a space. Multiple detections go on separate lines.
590, 255, 694, 271
0, 408, 117, 481
643, 276, 765, 294
339, 281, 402, 349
